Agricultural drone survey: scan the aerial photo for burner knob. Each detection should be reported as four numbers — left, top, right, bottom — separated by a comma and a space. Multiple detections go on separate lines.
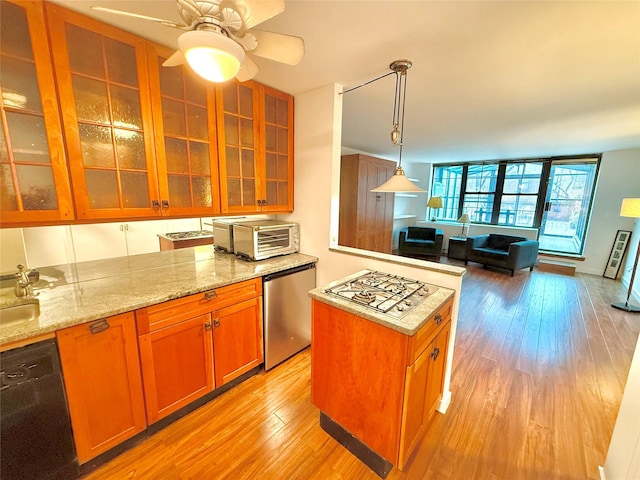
397, 304, 405, 312
404, 299, 412, 306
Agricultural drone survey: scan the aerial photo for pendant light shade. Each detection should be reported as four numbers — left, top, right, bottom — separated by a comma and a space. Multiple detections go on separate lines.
370, 59, 425, 193
179, 30, 245, 83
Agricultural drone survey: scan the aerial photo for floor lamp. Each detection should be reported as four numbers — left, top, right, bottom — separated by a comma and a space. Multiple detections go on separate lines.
612, 198, 640, 313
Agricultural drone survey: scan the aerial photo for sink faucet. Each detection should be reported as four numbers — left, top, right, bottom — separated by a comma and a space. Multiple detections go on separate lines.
15, 264, 35, 298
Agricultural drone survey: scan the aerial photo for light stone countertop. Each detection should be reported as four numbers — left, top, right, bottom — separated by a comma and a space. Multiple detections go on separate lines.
0, 248, 318, 347
308, 269, 455, 336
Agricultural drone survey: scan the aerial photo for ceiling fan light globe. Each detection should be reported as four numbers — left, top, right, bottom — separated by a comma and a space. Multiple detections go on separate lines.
179, 30, 246, 82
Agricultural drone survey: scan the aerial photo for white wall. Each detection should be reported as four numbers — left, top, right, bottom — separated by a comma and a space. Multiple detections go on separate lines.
582, 148, 640, 276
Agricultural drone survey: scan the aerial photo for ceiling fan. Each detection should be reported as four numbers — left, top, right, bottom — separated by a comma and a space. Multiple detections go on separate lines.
91, 0, 304, 82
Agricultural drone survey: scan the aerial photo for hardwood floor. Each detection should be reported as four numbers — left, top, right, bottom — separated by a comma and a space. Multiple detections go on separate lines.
84, 265, 639, 480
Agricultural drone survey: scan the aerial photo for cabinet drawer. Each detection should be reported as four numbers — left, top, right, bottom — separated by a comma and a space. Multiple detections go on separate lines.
136, 278, 262, 333
407, 298, 452, 365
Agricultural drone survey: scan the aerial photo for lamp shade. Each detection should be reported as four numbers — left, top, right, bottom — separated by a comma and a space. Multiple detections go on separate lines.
371, 167, 426, 193
620, 198, 640, 218
426, 196, 443, 209
179, 30, 245, 82
458, 213, 470, 224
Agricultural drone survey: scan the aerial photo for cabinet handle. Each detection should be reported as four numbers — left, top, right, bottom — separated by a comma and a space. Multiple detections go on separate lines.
213, 319, 220, 328
430, 346, 440, 361
204, 322, 212, 331
152, 200, 160, 209
89, 319, 110, 335
161, 200, 170, 209
204, 290, 217, 301
434, 313, 443, 325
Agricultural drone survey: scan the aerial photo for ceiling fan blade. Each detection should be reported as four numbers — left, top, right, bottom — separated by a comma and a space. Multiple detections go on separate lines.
221, 0, 284, 31
250, 30, 304, 66
162, 50, 186, 67
236, 56, 260, 82
90, 6, 184, 28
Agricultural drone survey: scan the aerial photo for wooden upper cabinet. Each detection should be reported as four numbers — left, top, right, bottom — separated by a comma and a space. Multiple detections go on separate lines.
217, 79, 261, 213
217, 81, 294, 214
0, 0, 74, 225
146, 43, 221, 216
261, 85, 294, 212
46, 3, 160, 220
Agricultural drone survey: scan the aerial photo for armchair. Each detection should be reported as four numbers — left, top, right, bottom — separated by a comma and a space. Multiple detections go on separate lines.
398, 227, 443, 259
465, 234, 539, 276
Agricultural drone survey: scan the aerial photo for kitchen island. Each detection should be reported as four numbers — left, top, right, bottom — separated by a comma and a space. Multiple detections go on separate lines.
309, 270, 455, 478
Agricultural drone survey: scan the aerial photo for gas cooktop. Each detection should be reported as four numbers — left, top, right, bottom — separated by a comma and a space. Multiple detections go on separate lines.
323, 270, 437, 318
162, 230, 213, 240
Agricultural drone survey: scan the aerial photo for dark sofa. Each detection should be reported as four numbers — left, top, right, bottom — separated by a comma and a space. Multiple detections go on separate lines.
465, 234, 539, 276
398, 227, 443, 259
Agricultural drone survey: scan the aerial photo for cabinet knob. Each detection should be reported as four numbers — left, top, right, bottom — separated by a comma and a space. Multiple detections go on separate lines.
434, 313, 443, 325
213, 319, 221, 328
161, 200, 170, 209
430, 346, 440, 361
204, 322, 212, 331
152, 200, 160, 209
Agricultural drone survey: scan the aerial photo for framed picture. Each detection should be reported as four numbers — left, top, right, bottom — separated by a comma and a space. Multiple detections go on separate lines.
603, 230, 632, 279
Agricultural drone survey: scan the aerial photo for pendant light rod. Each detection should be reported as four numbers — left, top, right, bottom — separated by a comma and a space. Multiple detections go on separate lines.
340, 71, 396, 95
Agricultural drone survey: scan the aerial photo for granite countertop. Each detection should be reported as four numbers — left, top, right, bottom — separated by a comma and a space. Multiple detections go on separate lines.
0, 248, 318, 347
308, 270, 455, 336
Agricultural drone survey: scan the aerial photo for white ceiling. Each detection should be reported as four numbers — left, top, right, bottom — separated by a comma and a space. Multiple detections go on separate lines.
52, 0, 640, 164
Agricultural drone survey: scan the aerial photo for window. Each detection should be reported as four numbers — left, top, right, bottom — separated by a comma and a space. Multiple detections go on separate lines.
429, 156, 600, 255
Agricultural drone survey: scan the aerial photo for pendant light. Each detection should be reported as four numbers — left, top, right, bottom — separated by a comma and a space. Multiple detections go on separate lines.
371, 60, 425, 193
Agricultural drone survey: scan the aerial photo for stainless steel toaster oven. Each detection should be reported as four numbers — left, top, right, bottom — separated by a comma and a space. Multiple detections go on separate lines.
232, 220, 299, 261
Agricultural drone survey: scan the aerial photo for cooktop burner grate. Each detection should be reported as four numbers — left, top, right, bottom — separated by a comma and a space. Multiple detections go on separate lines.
323, 270, 436, 318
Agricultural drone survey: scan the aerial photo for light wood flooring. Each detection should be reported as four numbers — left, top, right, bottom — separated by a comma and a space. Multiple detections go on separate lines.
84, 264, 640, 480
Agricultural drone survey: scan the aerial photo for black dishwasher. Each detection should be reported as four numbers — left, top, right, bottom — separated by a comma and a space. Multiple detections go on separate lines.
1, 339, 78, 480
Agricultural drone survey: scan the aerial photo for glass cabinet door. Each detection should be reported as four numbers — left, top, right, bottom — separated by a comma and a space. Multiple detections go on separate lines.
0, 0, 73, 225
46, 4, 159, 220
147, 43, 220, 216
216, 80, 261, 213
262, 86, 293, 212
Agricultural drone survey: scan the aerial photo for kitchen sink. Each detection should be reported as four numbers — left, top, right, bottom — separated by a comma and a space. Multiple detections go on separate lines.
0, 299, 40, 327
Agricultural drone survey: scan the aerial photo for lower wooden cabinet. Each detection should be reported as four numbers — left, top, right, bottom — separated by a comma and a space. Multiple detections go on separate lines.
135, 278, 263, 423
398, 321, 451, 468
56, 312, 146, 464
212, 296, 264, 386
137, 313, 214, 424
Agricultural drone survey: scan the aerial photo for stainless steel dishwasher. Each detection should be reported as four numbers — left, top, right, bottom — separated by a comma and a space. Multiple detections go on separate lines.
263, 263, 316, 370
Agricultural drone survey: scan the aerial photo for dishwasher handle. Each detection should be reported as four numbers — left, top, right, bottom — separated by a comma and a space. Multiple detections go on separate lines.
263, 263, 315, 282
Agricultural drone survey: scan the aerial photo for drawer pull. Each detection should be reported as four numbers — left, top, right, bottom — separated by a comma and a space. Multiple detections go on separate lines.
430, 346, 440, 361
213, 319, 220, 328
434, 313, 443, 325
89, 319, 110, 335
204, 290, 217, 301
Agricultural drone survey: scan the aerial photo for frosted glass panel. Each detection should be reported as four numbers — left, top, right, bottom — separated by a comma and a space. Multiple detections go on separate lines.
192, 177, 211, 207
265, 125, 276, 151
5, 112, 49, 163
162, 98, 186, 136
264, 94, 276, 124
159, 59, 183, 99
73, 75, 109, 123
224, 114, 238, 145
79, 124, 114, 167
165, 138, 188, 174
0, 124, 8, 161
225, 147, 240, 176
190, 141, 209, 175
115, 130, 145, 170
105, 38, 137, 86
277, 181, 288, 205
2, 57, 42, 112
121, 171, 149, 208
168, 175, 190, 207
266, 153, 276, 178
276, 98, 288, 126
16, 165, 57, 210
0, 164, 17, 211
111, 85, 142, 129
277, 127, 288, 154
184, 74, 207, 105
187, 105, 207, 140
241, 149, 254, 177
66, 25, 104, 78
266, 181, 277, 206
227, 178, 240, 206
85, 170, 118, 208
242, 179, 255, 205
277, 155, 288, 180
240, 119, 254, 147
222, 82, 237, 113
0, 2, 33, 59
239, 85, 252, 117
